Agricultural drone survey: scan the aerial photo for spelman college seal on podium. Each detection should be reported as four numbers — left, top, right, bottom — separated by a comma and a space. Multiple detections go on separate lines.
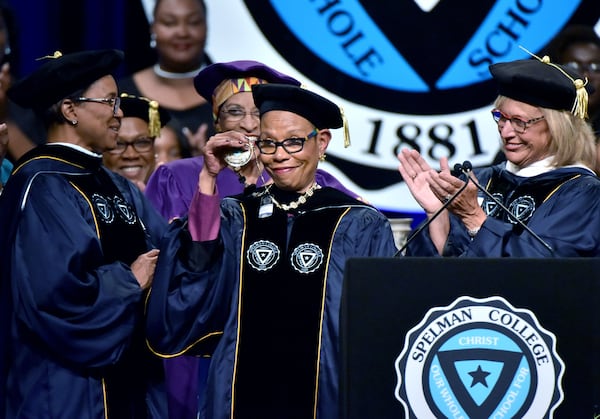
395, 296, 564, 418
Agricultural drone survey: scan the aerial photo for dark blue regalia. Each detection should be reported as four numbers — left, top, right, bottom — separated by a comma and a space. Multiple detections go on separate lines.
146, 185, 397, 419
0, 144, 167, 418
407, 163, 600, 257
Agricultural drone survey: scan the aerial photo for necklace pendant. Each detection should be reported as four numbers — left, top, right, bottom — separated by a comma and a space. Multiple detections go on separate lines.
259, 195, 273, 218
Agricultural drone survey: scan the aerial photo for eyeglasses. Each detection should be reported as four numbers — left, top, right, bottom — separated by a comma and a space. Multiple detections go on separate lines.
256, 129, 318, 155
563, 61, 600, 74
220, 107, 260, 122
75, 96, 121, 116
491, 109, 545, 134
107, 137, 154, 155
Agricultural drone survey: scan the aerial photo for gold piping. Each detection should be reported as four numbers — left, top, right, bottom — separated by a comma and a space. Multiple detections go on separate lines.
312, 207, 350, 418
230, 202, 248, 419
70, 181, 100, 238
13, 155, 85, 174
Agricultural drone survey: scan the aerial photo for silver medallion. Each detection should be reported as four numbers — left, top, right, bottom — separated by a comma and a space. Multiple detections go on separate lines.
224, 136, 256, 168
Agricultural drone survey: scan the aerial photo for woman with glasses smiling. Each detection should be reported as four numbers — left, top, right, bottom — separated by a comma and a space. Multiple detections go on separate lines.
146, 83, 396, 419
0, 50, 169, 418
103, 93, 171, 191
145, 59, 362, 419
398, 55, 600, 258
146, 60, 358, 221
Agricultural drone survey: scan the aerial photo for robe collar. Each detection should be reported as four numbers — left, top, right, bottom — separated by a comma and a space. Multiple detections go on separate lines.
505, 155, 594, 177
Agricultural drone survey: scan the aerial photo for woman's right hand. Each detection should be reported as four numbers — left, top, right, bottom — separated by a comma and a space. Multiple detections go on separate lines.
198, 131, 255, 195
201, 131, 254, 177
398, 148, 444, 215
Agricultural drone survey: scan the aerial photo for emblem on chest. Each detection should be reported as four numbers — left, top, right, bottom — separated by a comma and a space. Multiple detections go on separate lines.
247, 240, 281, 271
246, 239, 324, 274
92, 193, 137, 225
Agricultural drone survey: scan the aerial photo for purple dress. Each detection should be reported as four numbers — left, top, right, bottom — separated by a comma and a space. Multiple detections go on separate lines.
145, 156, 359, 419
145, 156, 358, 221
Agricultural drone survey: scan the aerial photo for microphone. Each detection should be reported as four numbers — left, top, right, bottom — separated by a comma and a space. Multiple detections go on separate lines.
459, 161, 555, 256
394, 179, 469, 257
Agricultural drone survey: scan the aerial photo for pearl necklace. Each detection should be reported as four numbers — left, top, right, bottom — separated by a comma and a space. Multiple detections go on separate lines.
153, 63, 204, 79
269, 182, 321, 211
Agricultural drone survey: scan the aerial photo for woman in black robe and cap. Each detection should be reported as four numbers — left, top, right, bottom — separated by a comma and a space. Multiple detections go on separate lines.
398, 53, 600, 257
0, 49, 167, 418
146, 84, 397, 419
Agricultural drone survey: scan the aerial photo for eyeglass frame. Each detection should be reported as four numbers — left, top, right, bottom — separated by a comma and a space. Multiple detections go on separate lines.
75, 96, 121, 116
219, 106, 261, 122
256, 129, 319, 155
107, 137, 155, 155
490, 109, 545, 134
563, 61, 600, 74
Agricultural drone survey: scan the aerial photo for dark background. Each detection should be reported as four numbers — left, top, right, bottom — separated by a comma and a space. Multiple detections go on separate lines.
3, 0, 154, 79
4, 1, 599, 81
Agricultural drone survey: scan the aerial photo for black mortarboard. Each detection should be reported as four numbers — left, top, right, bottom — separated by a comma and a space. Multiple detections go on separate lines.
252, 83, 350, 146
119, 93, 171, 137
252, 84, 342, 128
489, 56, 594, 119
8, 49, 124, 111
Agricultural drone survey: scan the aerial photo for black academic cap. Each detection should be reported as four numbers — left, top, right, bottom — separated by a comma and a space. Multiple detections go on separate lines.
119, 93, 171, 137
252, 83, 343, 129
489, 57, 594, 118
8, 49, 124, 111
252, 83, 350, 146
194, 60, 300, 104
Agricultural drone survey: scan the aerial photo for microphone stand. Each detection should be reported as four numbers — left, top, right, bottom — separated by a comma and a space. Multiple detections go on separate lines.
394, 180, 469, 257
459, 161, 555, 256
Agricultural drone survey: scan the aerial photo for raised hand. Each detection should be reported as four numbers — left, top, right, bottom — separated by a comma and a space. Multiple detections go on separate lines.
183, 123, 209, 157
398, 148, 442, 215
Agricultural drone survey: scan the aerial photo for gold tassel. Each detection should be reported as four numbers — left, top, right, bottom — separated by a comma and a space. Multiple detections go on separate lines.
572, 78, 589, 119
519, 46, 589, 119
120, 93, 163, 136
148, 100, 161, 138
340, 105, 351, 148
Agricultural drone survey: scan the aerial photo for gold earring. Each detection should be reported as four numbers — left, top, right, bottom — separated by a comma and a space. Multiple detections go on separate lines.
319, 154, 326, 162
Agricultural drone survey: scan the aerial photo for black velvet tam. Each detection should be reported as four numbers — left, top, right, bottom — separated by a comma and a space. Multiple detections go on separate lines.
252, 83, 343, 129
8, 49, 124, 111
489, 58, 595, 112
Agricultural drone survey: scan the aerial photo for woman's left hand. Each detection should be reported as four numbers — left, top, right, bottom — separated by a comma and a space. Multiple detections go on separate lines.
429, 164, 487, 231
